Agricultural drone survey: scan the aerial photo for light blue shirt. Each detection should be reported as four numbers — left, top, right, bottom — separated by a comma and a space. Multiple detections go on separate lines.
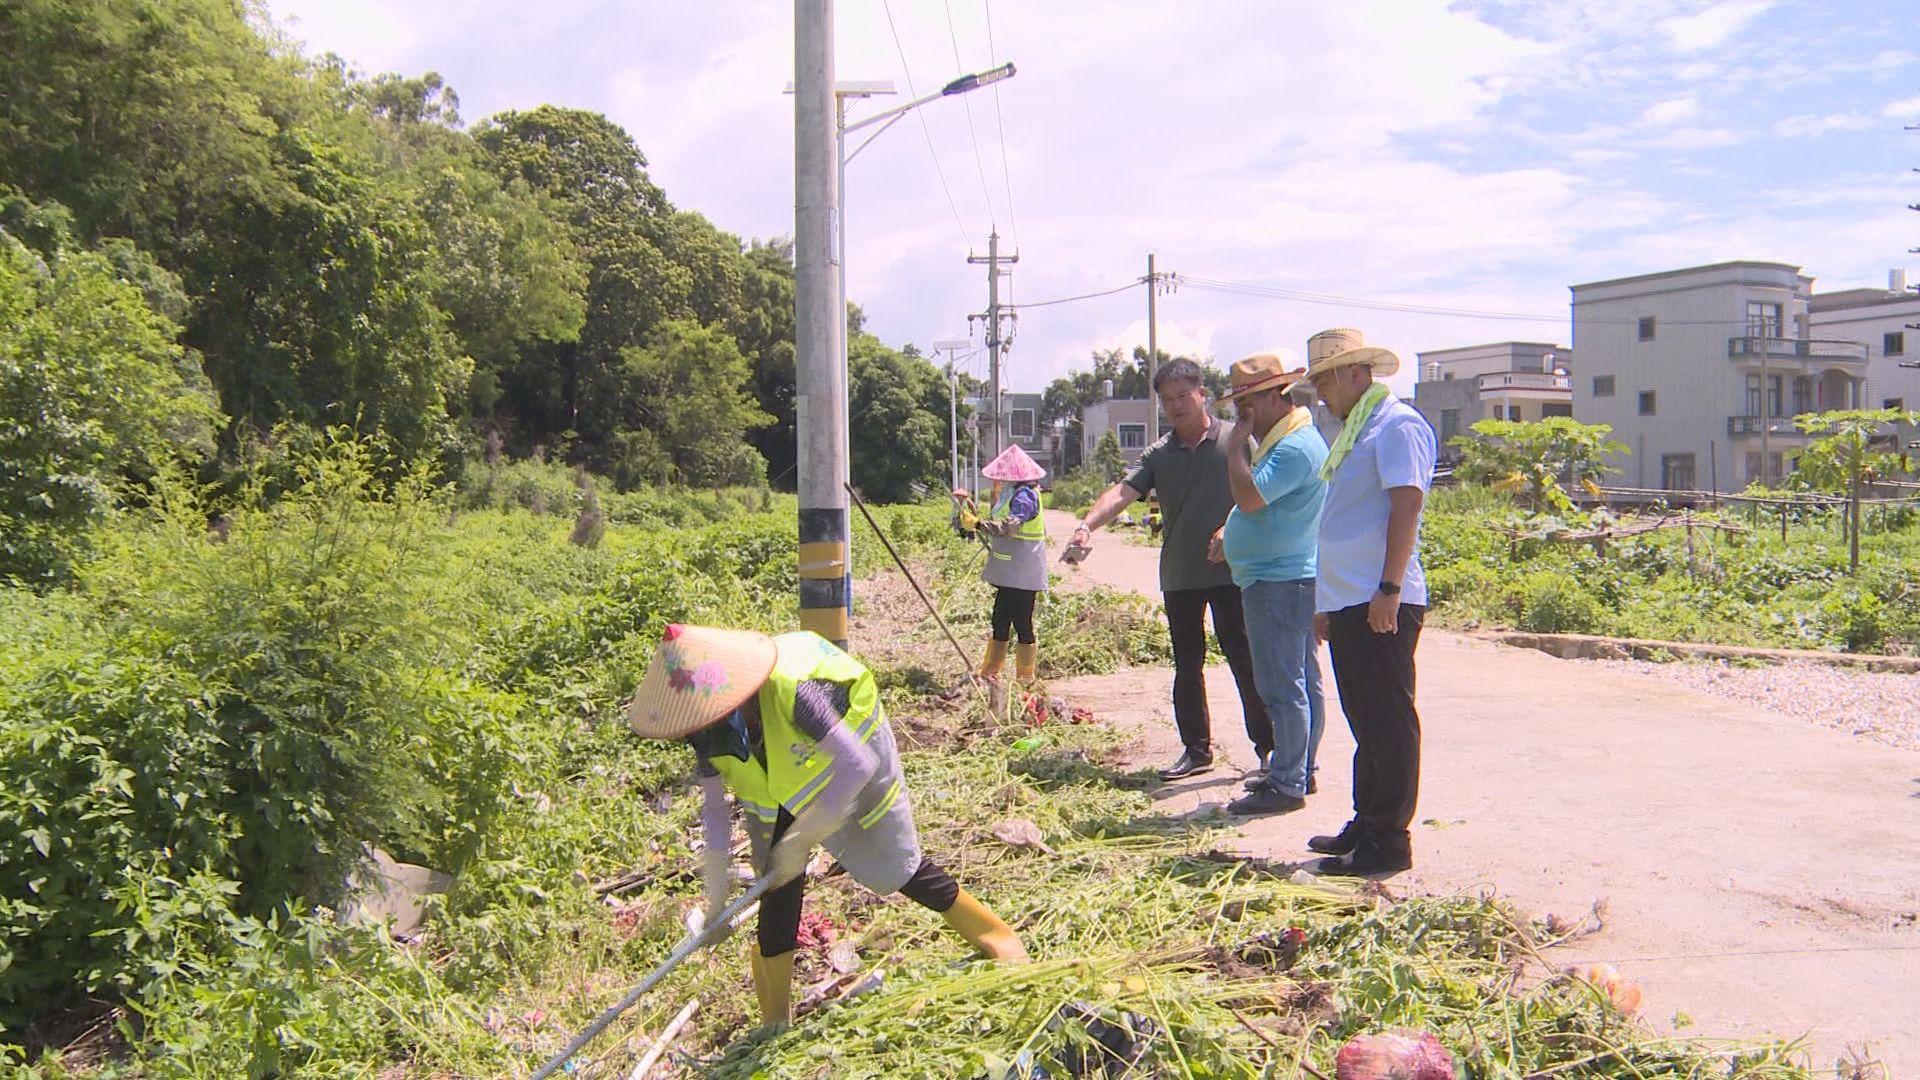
1316, 398, 1436, 613
1222, 424, 1329, 587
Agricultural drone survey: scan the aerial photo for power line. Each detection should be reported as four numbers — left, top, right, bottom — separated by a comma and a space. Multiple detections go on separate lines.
880, 0, 976, 251
1008, 279, 1144, 310
982, 0, 1018, 250
944, 0, 999, 231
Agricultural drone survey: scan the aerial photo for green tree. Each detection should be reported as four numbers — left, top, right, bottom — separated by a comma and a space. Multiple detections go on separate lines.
0, 209, 219, 581
849, 335, 950, 502
1791, 408, 1920, 573
612, 319, 771, 488
734, 239, 799, 486
187, 130, 467, 456
1451, 417, 1627, 514
1091, 431, 1127, 483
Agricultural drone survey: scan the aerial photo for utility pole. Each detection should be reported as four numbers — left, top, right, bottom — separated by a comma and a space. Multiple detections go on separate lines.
794, 0, 848, 647
969, 231, 1018, 463
933, 339, 969, 490
1146, 252, 1159, 444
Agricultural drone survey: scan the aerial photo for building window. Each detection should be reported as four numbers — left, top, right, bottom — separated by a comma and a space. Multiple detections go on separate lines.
1767, 375, 1782, 418
1746, 374, 1762, 416
1010, 409, 1035, 439
1746, 300, 1782, 338
1439, 409, 1461, 442
1542, 403, 1574, 418
1592, 375, 1615, 397
1638, 316, 1656, 341
1117, 423, 1146, 450
1886, 397, 1906, 411
1638, 391, 1656, 416
1661, 453, 1696, 492
1793, 376, 1813, 415
1887, 332, 1906, 357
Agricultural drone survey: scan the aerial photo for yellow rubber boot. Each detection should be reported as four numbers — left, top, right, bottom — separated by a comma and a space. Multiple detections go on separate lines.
942, 888, 1030, 962
750, 946, 795, 1030
978, 638, 1008, 679
1014, 643, 1039, 684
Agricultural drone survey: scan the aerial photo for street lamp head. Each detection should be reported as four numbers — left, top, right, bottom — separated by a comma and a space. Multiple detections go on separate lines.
942, 62, 1016, 96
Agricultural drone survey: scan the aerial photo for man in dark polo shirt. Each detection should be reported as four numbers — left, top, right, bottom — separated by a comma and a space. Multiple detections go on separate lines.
1071, 359, 1272, 780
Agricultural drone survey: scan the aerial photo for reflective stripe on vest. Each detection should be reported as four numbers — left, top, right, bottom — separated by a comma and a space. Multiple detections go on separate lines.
706, 631, 883, 818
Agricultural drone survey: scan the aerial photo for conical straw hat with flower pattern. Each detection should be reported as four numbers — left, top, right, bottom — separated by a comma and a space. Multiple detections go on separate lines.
627, 624, 779, 738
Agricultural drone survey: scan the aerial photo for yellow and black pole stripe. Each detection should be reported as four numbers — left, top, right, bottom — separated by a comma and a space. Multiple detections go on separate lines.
798, 507, 850, 647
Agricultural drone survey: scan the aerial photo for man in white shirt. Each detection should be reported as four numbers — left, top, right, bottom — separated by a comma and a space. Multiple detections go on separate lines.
1302, 329, 1436, 877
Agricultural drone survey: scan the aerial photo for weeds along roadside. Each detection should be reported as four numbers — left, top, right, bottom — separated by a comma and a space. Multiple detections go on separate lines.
1422, 485, 1920, 654
2, 456, 1809, 1077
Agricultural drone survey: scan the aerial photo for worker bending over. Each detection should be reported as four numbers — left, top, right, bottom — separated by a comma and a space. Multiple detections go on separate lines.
627, 624, 1029, 1031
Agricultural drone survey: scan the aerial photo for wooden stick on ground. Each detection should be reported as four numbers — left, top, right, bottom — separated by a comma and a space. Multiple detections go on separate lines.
626, 999, 699, 1080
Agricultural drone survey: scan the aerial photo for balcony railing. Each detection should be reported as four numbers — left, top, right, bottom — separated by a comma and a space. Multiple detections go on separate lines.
1727, 415, 1806, 437
1476, 371, 1571, 392
1727, 337, 1868, 363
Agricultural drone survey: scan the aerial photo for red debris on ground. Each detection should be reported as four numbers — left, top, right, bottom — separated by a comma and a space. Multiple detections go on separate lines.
795, 911, 837, 952
1334, 1029, 1455, 1080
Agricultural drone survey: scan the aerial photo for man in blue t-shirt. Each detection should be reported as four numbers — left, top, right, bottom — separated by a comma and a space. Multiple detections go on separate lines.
1303, 329, 1436, 878
1210, 354, 1331, 817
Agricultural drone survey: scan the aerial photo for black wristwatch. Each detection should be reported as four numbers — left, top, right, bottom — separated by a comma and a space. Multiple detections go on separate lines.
1377, 580, 1401, 596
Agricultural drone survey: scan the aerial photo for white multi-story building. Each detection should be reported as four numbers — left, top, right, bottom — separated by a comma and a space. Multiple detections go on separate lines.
1411, 341, 1573, 454
1808, 272, 1920, 414
1570, 261, 1869, 492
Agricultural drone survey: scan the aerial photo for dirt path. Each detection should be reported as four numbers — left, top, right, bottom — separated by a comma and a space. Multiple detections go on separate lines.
1040, 509, 1920, 1074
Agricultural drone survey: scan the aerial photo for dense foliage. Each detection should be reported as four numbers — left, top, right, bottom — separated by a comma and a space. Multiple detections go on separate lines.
0, 0, 961, 540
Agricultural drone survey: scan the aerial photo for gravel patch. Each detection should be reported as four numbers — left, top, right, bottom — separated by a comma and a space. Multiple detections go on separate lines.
1588, 657, 1920, 752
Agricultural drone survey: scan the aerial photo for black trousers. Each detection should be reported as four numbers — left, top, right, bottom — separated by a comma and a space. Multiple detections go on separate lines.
1326, 603, 1425, 851
990, 586, 1038, 644
758, 809, 960, 957
1162, 585, 1270, 759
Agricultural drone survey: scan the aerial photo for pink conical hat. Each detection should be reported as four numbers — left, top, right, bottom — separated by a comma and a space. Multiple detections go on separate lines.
981, 444, 1045, 482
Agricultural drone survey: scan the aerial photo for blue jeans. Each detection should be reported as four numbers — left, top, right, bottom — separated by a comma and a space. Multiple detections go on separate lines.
1241, 578, 1326, 798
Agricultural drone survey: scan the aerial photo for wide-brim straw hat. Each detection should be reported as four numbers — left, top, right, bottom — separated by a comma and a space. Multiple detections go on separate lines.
627, 624, 778, 739
1305, 327, 1400, 379
1222, 353, 1309, 400
981, 444, 1046, 483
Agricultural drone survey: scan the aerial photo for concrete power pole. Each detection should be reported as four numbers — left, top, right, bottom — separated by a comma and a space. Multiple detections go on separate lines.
1146, 252, 1159, 445
795, 0, 849, 647
969, 232, 1018, 463
932, 339, 969, 490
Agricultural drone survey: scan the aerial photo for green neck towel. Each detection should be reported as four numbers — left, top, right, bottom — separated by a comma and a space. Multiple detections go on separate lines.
1320, 382, 1391, 480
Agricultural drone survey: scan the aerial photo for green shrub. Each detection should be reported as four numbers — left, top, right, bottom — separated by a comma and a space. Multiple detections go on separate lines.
0, 439, 512, 1019
1048, 467, 1111, 514
1514, 570, 1608, 635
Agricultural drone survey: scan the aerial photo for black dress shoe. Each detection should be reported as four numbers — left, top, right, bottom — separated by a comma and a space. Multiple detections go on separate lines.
1228, 786, 1306, 816
1158, 751, 1214, 780
1307, 818, 1363, 856
1315, 840, 1412, 877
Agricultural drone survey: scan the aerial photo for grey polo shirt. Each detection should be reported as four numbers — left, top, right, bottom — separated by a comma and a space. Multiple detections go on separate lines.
1122, 415, 1236, 593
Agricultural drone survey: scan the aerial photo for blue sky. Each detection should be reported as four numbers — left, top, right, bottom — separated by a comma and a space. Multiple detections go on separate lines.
265, 0, 1917, 394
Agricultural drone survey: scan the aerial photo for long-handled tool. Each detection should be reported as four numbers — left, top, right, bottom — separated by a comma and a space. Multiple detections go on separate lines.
846, 483, 978, 677
531, 878, 772, 1079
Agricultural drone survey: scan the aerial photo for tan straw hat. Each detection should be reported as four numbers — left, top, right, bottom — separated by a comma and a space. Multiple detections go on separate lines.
627, 624, 779, 739
1222, 353, 1308, 400
1305, 328, 1400, 379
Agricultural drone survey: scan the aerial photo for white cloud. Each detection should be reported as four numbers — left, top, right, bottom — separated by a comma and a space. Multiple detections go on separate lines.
1639, 95, 1700, 127
1773, 112, 1878, 138
1882, 96, 1920, 120
1658, 0, 1774, 52
1644, 125, 1745, 150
